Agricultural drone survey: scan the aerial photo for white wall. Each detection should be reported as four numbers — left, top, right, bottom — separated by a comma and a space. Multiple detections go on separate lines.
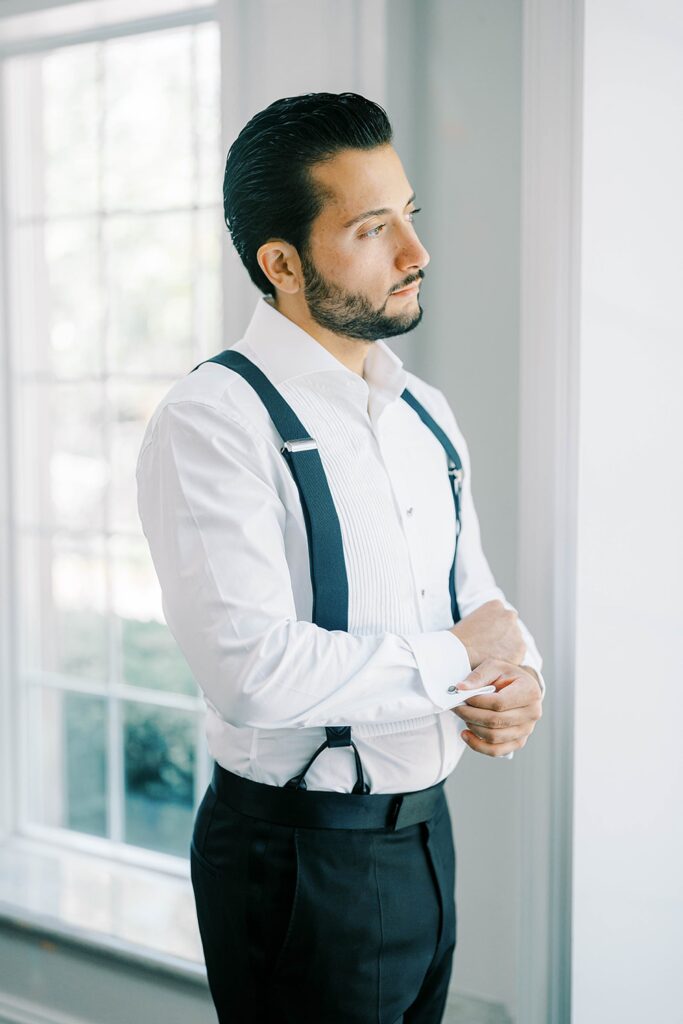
389, 2, 528, 1016
572, 1, 683, 1020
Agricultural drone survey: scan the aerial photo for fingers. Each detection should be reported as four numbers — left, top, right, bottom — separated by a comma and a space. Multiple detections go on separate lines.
461, 720, 535, 745
452, 661, 543, 760
459, 680, 541, 713
461, 727, 532, 758
453, 665, 543, 758
452, 702, 541, 730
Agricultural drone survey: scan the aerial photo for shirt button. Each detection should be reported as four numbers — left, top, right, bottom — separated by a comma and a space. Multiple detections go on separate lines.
448, 685, 457, 693
420, 589, 425, 597
406, 506, 414, 516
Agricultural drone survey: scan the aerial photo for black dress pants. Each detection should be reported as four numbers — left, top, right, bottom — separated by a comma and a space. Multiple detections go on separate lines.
190, 781, 457, 1024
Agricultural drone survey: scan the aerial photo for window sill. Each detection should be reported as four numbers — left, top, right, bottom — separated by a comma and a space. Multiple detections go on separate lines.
0, 835, 206, 984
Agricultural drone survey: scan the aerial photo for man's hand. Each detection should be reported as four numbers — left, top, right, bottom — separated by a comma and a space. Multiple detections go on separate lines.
450, 660, 543, 757
520, 665, 543, 694
450, 599, 526, 668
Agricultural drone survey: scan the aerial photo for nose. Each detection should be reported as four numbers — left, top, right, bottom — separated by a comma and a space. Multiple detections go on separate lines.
396, 225, 430, 274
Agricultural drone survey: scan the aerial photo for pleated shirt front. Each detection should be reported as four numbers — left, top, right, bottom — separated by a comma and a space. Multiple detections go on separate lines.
136, 295, 543, 793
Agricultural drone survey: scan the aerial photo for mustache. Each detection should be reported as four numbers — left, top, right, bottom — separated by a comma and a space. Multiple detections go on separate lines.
391, 271, 425, 294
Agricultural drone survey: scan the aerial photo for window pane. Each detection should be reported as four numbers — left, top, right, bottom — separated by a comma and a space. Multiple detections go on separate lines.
45, 218, 103, 378
15, 382, 107, 532
8, 222, 50, 377
9, 217, 104, 379
17, 532, 108, 682
50, 382, 108, 532
3, 55, 44, 222
53, 535, 109, 681
104, 211, 194, 376
64, 691, 108, 836
109, 379, 175, 534
110, 535, 196, 696
123, 701, 196, 857
195, 205, 224, 359
195, 22, 222, 206
103, 28, 193, 212
10, 215, 103, 384
43, 44, 99, 217
27, 687, 108, 838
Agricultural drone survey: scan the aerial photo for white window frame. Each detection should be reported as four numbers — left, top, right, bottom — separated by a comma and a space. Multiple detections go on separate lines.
0, 1, 221, 877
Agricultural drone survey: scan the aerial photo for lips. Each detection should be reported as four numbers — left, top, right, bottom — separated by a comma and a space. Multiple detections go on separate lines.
392, 282, 420, 295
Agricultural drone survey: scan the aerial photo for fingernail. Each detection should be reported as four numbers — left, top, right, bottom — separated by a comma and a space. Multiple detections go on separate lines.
461, 731, 470, 741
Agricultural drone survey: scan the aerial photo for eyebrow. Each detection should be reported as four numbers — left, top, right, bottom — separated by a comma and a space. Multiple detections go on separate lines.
342, 192, 417, 229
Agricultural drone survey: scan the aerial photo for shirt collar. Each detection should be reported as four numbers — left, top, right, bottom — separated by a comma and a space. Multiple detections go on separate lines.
241, 295, 408, 419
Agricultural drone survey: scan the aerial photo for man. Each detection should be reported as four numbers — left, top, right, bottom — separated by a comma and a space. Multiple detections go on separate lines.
136, 92, 543, 1024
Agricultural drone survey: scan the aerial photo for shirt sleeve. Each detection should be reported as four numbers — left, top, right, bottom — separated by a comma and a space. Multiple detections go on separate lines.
430, 389, 546, 699
136, 399, 473, 730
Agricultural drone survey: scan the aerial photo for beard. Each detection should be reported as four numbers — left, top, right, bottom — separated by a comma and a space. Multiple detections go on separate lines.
299, 248, 424, 342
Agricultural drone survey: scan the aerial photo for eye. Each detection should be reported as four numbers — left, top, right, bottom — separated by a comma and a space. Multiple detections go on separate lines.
360, 207, 419, 239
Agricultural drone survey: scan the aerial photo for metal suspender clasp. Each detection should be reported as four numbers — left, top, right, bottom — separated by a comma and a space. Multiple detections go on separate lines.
281, 437, 318, 454
448, 461, 464, 540
448, 461, 464, 489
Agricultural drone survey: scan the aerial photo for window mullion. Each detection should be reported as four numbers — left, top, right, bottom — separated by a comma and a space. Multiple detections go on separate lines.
97, 38, 123, 847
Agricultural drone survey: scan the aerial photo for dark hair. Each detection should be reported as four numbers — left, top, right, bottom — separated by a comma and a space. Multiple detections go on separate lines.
223, 92, 393, 296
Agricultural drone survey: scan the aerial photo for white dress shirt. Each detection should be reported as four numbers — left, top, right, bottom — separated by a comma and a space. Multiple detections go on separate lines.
136, 295, 544, 794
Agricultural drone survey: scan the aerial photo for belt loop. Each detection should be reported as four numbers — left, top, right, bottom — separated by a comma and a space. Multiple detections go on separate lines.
388, 795, 404, 831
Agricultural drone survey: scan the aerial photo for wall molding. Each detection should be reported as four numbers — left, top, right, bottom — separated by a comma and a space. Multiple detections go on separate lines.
0, 985, 512, 1024
446, 992, 512, 1024
0, 992, 91, 1024
517, 1, 583, 1022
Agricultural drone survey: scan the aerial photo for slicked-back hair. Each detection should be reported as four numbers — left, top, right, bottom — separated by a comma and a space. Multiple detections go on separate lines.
223, 92, 393, 296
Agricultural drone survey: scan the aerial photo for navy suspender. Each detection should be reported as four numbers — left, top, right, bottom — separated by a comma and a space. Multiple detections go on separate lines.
400, 389, 463, 625
197, 351, 349, 632
189, 350, 464, 795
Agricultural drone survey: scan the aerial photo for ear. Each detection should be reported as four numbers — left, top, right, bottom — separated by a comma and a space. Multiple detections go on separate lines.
256, 240, 302, 295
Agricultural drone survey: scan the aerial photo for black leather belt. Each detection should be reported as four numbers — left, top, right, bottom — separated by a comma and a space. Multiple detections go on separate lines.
210, 762, 446, 832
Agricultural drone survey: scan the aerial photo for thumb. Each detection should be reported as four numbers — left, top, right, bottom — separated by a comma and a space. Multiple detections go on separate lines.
457, 663, 496, 690
457, 660, 512, 690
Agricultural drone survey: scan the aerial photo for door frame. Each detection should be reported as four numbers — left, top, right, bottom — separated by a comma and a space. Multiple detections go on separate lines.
517, 1, 583, 1021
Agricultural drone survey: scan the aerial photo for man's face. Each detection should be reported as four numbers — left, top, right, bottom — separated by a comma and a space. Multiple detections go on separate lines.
298, 144, 430, 342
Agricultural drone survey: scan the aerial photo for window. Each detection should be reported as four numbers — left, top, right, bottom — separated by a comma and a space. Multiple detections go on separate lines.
1, 4, 222, 867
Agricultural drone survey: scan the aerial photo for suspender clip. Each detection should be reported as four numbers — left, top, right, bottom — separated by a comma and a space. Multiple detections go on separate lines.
326, 726, 352, 748
448, 462, 463, 487
281, 437, 318, 454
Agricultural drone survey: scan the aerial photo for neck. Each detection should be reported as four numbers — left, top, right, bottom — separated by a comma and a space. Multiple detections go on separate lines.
271, 294, 370, 378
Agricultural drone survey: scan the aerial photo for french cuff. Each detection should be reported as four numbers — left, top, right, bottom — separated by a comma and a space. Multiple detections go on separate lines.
404, 630, 472, 710
522, 664, 546, 700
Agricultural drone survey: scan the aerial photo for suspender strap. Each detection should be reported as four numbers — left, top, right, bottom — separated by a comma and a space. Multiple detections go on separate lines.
189, 351, 368, 794
400, 388, 463, 624
190, 350, 349, 633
